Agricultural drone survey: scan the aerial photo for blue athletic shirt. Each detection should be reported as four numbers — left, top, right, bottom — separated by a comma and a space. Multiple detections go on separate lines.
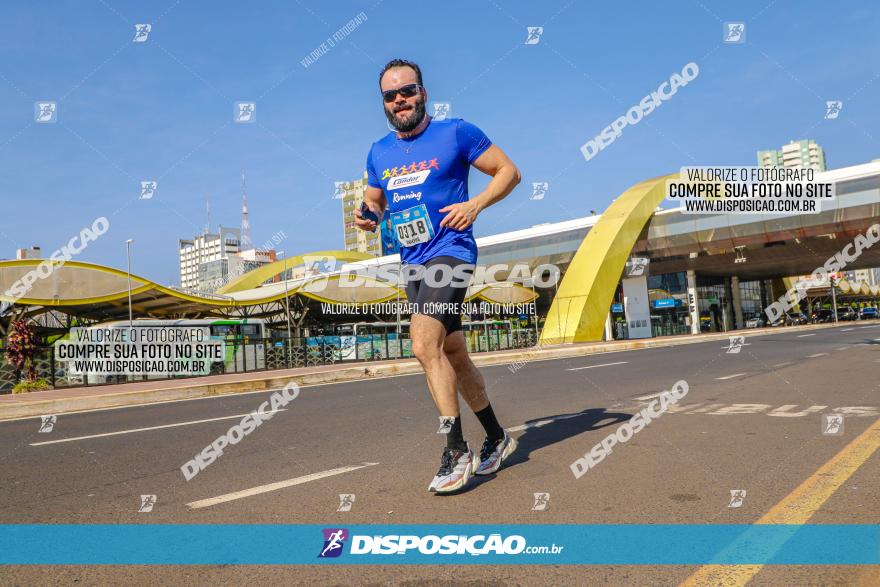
366, 117, 492, 265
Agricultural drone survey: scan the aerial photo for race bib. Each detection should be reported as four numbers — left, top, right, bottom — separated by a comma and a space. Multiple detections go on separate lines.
390, 204, 435, 247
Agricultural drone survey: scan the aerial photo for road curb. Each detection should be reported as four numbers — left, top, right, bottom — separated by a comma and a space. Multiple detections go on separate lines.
0, 322, 851, 420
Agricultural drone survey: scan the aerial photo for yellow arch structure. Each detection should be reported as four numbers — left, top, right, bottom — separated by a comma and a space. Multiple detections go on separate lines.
540, 174, 675, 344
218, 250, 373, 294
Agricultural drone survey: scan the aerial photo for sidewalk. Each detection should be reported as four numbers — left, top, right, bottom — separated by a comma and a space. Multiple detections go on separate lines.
0, 322, 846, 420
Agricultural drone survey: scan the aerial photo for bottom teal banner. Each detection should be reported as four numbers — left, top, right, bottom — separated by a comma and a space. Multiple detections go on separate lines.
1, 525, 879, 564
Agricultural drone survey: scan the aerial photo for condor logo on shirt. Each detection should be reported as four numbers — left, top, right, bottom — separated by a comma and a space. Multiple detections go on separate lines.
387, 169, 431, 189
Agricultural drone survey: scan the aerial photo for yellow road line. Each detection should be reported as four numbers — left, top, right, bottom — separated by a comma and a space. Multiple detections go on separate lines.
680, 417, 880, 587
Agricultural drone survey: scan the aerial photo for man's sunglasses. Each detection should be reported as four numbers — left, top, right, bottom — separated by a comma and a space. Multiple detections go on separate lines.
382, 83, 422, 103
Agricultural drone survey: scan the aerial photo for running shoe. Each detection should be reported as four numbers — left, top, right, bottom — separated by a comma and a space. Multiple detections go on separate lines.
475, 431, 518, 475
428, 446, 476, 493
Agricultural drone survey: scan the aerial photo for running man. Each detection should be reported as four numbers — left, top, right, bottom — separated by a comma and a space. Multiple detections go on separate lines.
354, 59, 522, 493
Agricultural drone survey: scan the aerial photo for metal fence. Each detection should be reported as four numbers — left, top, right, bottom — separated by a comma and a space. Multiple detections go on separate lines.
0, 327, 539, 393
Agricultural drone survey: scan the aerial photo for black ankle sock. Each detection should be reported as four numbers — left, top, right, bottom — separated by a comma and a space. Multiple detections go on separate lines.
475, 404, 504, 441
445, 417, 468, 452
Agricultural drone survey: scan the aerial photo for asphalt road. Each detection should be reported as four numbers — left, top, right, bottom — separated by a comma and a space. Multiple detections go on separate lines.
2, 323, 880, 585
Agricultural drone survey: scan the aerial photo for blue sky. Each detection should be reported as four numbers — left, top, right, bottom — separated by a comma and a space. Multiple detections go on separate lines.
1, 1, 878, 283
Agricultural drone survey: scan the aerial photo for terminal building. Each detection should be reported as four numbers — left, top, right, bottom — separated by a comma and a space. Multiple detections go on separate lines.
3, 160, 880, 345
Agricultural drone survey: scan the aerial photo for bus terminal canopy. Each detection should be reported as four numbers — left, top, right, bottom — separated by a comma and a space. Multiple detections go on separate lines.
0, 257, 538, 324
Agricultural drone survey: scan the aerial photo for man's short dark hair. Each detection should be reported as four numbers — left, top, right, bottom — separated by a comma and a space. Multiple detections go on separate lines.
379, 59, 423, 88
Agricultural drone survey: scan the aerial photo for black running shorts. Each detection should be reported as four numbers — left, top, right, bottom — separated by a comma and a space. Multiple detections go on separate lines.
404, 256, 474, 334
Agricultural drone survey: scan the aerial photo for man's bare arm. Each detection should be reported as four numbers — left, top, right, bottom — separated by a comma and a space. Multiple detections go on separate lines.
439, 145, 521, 230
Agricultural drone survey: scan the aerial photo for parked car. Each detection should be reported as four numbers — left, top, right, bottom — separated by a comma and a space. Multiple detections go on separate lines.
859, 307, 878, 320
745, 315, 767, 328
837, 307, 858, 321
784, 312, 809, 325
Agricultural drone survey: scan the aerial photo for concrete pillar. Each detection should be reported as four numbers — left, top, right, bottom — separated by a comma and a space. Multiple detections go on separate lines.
622, 275, 652, 339
731, 276, 744, 330
604, 312, 614, 341
720, 280, 732, 332
687, 270, 700, 335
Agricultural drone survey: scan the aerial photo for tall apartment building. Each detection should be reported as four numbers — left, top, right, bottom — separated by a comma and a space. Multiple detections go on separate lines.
15, 246, 42, 260
198, 249, 275, 293
340, 171, 382, 256
178, 227, 241, 290
757, 139, 826, 171
845, 268, 880, 287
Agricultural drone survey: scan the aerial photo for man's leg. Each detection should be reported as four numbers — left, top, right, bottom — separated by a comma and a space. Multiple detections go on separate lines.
410, 314, 465, 446
444, 330, 515, 475
411, 313, 476, 493
442, 330, 489, 412
444, 331, 505, 442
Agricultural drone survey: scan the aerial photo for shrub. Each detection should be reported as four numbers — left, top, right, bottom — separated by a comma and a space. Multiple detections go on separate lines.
12, 378, 52, 394
5, 319, 39, 382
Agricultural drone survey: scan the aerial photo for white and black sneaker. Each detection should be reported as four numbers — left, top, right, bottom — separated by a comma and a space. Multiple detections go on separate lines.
428, 446, 476, 493
475, 432, 518, 475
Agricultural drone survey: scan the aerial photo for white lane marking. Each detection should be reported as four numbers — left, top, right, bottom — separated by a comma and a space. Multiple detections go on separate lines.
29, 410, 285, 446
716, 373, 747, 380
720, 343, 752, 349
507, 413, 585, 432
808, 353, 829, 358
797, 334, 816, 338
186, 462, 379, 509
566, 361, 628, 371
773, 362, 792, 368
633, 391, 667, 401
835, 347, 848, 351
859, 325, 880, 329
842, 328, 855, 332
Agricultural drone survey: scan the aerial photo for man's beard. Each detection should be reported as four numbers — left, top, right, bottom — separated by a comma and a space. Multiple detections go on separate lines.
385, 98, 426, 132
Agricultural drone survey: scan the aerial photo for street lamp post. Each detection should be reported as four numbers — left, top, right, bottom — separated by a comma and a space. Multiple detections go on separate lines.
125, 239, 134, 333
279, 251, 292, 366
830, 276, 839, 323
529, 279, 540, 345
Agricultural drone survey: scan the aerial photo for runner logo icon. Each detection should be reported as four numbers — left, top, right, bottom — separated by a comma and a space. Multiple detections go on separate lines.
625, 257, 649, 277
728, 489, 747, 508
724, 22, 745, 43
38, 415, 57, 433
532, 492, 550, 511
437, 416, 456, 434
822, 414, 844, 435
824, 100, 843, 120
726, 335, 745, 354
318, 528, 349, 558
337, 494, 356, 512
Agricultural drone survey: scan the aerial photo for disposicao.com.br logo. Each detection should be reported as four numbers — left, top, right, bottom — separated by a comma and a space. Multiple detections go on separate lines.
318, 528, 563, 558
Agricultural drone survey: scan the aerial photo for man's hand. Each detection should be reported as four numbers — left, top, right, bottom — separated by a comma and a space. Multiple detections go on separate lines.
354, 203, 381, 232
439, 200, 481, 231
355, 186, 387, 232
